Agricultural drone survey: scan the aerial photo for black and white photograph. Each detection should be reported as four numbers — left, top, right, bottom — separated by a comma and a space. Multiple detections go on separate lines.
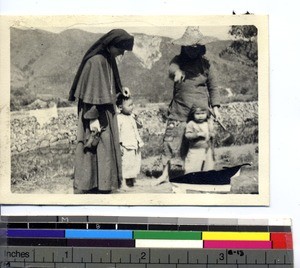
0, 15, 269, 205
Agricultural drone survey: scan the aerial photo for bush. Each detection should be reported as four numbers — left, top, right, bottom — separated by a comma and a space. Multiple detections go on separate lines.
11, 87, 37, 111
220, 40, 258, 67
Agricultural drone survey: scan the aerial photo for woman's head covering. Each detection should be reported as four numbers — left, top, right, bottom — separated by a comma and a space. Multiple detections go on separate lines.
171, 26, 217, 60
180, 45, 206, 59
82, 29, 134, 61
69, 29, 134, 101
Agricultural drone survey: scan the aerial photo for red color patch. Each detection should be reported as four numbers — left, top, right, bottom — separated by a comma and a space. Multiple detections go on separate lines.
271, 232, 293, 249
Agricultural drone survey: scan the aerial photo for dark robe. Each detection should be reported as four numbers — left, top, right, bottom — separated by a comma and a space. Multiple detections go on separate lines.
73, 54, 122, 192
168, 55, 220, 122
69, 29, 134, 193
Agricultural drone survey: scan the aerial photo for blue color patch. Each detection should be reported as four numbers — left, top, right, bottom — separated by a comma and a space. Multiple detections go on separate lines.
65, 230, 133, 239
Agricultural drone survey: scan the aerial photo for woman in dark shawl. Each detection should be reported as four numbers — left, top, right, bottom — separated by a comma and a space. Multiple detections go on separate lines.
156, 28, 221, 184
69, 29, 134, 194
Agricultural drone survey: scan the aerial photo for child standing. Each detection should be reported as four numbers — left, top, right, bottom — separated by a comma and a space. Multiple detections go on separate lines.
184, 105, 215, 174
117, 94, 144, 188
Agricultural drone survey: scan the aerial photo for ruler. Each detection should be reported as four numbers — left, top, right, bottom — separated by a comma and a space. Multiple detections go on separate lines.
0, 216, 294, 267
0, 247, 294, 267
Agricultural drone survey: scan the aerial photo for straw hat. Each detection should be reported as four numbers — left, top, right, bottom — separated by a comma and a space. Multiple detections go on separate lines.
172, 26, 216, 46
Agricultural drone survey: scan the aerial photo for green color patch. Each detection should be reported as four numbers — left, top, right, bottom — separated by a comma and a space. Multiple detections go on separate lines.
133, 231, 202, 240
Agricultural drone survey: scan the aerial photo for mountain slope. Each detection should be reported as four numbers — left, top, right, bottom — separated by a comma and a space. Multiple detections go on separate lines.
10, 27, 258, 108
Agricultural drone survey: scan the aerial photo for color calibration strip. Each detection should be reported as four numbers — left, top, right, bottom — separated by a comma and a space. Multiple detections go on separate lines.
0, 216, 294, 267
0, 216, 293, 249
3, 229, 293, 249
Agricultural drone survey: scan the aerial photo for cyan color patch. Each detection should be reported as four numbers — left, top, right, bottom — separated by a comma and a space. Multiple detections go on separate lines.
65, 229, 133, 239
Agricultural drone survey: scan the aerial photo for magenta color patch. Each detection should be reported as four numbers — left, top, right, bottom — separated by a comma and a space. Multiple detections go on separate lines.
204, 240, 272, 249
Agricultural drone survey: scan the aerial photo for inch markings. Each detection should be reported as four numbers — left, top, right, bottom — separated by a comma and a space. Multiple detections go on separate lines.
0, 247, 294, 266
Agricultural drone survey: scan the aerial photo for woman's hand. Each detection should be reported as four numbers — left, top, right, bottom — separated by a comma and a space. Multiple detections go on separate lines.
213, 106, 221, 121
174, 70, 185, 83
90, 119, 101, 132
122, 87, 131, 97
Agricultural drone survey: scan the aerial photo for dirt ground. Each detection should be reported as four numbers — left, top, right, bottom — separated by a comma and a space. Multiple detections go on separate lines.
11, 144, 258, 195
11, 168, 258, 195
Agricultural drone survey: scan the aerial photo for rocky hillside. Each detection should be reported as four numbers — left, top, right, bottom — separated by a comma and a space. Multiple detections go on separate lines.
10, 27, 258, 110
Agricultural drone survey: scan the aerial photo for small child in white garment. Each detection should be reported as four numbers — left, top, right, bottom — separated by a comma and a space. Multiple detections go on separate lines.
184, 105, 215, 174
117, 94, 144, 188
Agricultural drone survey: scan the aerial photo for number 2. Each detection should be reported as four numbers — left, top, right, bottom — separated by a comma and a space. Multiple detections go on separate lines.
141, 252, 146, 260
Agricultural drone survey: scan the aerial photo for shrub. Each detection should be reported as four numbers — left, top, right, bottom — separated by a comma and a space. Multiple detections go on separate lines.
11, 87, 37, 111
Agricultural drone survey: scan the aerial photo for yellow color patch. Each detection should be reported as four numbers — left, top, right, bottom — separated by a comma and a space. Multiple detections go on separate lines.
202, 232, 270, 241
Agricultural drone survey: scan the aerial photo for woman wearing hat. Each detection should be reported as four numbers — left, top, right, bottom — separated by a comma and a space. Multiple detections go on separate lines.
156, 28, 221, 184
69, 29, 134, 194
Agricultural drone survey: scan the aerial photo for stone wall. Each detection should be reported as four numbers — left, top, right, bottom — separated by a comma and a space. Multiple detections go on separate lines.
11, 107, 77, 154
11, 102, 258, 155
